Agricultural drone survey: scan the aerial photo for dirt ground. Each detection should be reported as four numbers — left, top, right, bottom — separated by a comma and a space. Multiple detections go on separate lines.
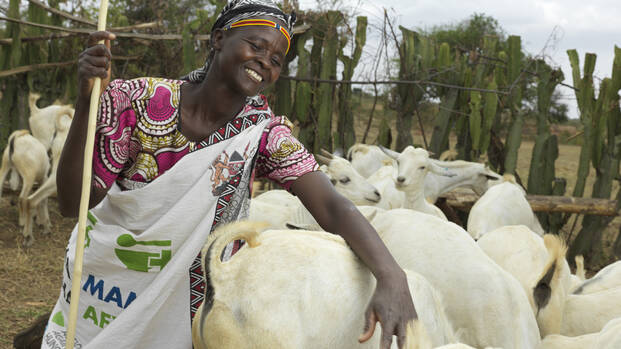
1, 138, 620, 347
0, 195, 75, 347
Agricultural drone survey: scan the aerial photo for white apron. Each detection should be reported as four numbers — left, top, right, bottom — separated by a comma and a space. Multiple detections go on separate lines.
42, 117, 271, 349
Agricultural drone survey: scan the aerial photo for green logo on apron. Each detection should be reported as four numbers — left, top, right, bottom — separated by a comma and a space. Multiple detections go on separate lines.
114, 234, 172, 272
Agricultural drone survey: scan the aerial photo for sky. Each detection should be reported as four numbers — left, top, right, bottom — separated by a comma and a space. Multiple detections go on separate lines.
296, 0, 621, 119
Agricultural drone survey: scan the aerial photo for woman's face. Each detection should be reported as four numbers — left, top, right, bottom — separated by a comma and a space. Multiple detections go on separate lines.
212, 17, 289, 97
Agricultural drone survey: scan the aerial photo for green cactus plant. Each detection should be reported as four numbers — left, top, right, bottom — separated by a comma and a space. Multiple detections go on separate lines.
503, 35, 525, 175
292, 30, 314, 150
314, 11, 342, 152
336, 16, 367, 151
568, 47, 621, 264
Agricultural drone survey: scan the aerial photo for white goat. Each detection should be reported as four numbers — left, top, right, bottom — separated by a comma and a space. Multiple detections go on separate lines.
250, 149, 381, 229
315, 149, 381, 206
467, 175, 544, 239
21, 112, 72, 242
370, 209, 541, 349
477, 226, 572, 337
561, 286, 621, 336
192, 221, 456, 349
347, 143, 502, 202
0, 130, 50, 246
531, 239, 621, 336
253, 189, 300, 207
381, 146, 452, 219
572, 260, 621, 295
367, 161, 406, 209
346, 143, 393, 178
424, 159, 501, 203
538, 317, 621, 349
28, 91, 74, 151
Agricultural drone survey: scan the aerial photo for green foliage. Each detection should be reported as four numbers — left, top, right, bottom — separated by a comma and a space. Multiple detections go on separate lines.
428, 13, 505, 51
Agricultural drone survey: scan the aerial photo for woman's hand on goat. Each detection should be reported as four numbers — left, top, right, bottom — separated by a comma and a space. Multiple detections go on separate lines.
78, 31, 115, 99
359, 270, 418, 349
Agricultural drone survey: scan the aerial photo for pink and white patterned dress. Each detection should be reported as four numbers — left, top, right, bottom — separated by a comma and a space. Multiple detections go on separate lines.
93, 77, 319, 319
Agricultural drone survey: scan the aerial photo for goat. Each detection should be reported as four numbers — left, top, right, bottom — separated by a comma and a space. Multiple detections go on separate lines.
0, 130, 50, 246
346, 143, 394, 178
192, 221, 456, 349
467, 175, 544, 239
369, 209, 541, 349
381, 146, 453, 219
538, 317, 621, 349
572, 260, 621, 295
315, 149, 381, 205
347, 143, 501, 202
28, 91, 74, 151
477, 227, 572, 337
534, 240, 621, 336
19, 112, 72, 244
423, 159, 501, 203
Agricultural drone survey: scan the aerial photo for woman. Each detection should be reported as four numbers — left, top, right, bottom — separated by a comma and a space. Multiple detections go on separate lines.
45, 1, 416, 348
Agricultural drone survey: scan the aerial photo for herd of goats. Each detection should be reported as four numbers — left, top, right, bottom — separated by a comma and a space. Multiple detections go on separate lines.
2, 94, 621, 348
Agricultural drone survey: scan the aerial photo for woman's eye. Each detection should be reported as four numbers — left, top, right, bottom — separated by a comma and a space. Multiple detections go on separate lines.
271, 58, 281, 67
339, 177, 351, 184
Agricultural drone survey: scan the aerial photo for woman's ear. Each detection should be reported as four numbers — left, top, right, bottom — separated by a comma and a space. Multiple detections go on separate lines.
211, 29, 226, 51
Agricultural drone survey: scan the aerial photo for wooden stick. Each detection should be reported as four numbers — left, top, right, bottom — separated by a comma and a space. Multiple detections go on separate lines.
0, 56, 138, 77
65, 2, 109, 348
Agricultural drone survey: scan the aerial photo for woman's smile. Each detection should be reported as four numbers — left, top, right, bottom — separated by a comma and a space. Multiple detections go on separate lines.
245, 67, 263, 83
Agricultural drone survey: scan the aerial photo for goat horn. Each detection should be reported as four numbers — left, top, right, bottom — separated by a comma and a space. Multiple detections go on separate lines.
320, 149, 334, 159
315, 154, 332, 165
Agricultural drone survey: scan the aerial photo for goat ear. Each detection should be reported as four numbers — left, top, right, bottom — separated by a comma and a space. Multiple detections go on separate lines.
286, 223, 305, 230
379, 145, 400, 160
320, 148, 334, 159
484, 174, 501, 180
315, 154, 332, 165
430, 162, 457, 177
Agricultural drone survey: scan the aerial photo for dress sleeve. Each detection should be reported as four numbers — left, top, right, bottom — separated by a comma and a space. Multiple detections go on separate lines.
92, 79, 138, 190
254, 116, 319, 192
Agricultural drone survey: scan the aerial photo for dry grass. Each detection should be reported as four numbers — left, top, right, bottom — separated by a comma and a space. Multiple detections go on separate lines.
0, 195, 75, 348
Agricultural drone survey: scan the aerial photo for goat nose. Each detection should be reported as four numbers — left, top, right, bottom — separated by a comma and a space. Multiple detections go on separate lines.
397, 176, 405, 183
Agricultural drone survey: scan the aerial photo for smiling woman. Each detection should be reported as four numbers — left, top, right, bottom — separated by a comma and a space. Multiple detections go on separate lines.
44, 0, 416, 348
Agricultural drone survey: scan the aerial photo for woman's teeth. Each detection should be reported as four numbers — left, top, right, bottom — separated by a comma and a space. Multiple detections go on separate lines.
245, 68, 263, 82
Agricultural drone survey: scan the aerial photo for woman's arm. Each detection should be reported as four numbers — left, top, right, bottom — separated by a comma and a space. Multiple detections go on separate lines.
291, 171, 418, 349
57, 31, 115, 217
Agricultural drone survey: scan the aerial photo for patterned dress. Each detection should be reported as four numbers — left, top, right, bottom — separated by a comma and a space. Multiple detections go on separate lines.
93, 77, 318, 319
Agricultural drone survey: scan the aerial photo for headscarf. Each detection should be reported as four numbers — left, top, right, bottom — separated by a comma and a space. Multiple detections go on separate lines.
183, 0, 296, 83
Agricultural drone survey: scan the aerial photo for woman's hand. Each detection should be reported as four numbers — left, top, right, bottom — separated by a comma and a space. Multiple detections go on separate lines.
359, 270, 418, 349
78, 31, 115, 99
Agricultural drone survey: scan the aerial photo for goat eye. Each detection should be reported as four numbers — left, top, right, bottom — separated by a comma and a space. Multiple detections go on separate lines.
419, 166, 426, 170
339, 177, 351, 184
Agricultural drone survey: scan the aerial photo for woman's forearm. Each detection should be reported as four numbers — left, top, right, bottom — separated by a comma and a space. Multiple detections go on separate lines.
293, 172, 405, 282
322, 196, 405, 281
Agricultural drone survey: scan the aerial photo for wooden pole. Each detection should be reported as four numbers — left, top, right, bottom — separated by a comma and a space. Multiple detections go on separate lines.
442, 191, 619, 216
65, 2, 109, 348
0, 56, 139, 77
